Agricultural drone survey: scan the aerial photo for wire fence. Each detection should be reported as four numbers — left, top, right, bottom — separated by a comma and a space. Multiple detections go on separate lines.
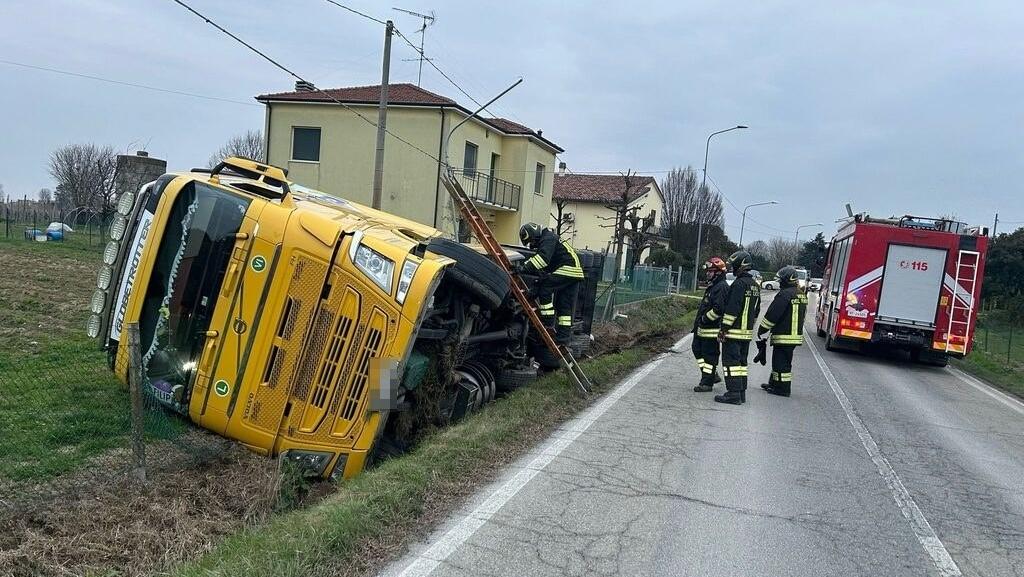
1, 199, 114, 245
594, 264, 695, 321
974, 312, 1023, 367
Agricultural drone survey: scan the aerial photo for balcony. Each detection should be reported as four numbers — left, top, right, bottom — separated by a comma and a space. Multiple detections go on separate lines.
453, 169, 521, 211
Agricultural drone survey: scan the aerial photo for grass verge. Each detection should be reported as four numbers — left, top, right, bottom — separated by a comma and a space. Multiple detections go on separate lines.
953, 351, 1024, 399
173, 297, 696, 577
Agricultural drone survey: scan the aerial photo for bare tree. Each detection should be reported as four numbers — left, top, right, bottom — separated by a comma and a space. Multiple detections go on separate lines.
48, 143, 118, 213
622, 207, 659, 270
38, 188, 53, 203
662, 166, 724, 230
208, 130, 265, 167
767, 238, 802, 271
550, 198, 575, 238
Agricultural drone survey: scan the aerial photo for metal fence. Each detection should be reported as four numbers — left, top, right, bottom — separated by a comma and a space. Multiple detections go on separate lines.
974, 312, 1023, 366
1, 199, 113, 245
594, 264, 694, 321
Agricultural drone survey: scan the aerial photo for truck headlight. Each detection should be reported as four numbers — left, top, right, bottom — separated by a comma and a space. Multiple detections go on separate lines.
86, 314, 102, 338
97, 265, 113, 290
353, 244, 394, 293
116, 191, 135, 215
103, 241, 119, 265
90, 289, 107, 314
396, 259, 419, 304
284, 449, 333, 477
110, 215, 128, 241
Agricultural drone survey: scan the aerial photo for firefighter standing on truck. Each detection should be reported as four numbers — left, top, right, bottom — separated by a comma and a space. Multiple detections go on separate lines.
692, 257, 729, 392
518, 223, 584, 343
712, 251, 761, 405
757, 266, 808, 397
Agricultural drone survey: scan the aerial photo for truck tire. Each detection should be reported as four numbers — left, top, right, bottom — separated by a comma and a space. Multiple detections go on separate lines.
817, 326, 827, 338
426, 238, 510, 309
496, 366, 537, 392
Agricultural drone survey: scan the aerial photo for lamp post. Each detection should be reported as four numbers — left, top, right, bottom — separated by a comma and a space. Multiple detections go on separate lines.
794, 223, 823, 243
738, 200, 779, 247
693, 125, 748, 290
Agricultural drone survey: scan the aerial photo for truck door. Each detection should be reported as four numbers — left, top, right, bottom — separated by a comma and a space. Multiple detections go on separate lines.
876, 244, 947, 326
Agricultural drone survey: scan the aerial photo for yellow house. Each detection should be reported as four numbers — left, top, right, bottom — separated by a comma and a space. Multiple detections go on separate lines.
551, 171, 665, 273
256, 83, 563, 243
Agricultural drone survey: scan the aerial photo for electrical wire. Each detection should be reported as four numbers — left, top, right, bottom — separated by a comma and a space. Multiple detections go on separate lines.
169, 0, 443, 164
0, 58, 259, 107
322, 0, 388, 25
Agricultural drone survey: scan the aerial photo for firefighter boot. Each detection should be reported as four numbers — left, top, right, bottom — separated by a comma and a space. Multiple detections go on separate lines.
714, 377, 745, 405
762, 381, 791, 397
693, 372, 716, 392
555, 325, 572, 345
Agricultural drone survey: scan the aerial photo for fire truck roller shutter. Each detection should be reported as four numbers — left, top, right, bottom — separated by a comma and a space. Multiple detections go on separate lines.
877, 244, 947, 326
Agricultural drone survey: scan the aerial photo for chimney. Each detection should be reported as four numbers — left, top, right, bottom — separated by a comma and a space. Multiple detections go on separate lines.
136, 150, 149, 157
558, 161, 566, 176
537, 129, 543, 136
295, 80, 316, 92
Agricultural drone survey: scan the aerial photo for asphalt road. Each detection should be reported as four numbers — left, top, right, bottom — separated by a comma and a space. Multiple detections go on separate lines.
382, 296, 1024, 577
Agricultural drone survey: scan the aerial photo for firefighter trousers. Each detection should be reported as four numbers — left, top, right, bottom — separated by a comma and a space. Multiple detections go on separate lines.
769, 344, 796, 390
535, 275, 580, 342
722, 338, 751, 393
692, 336, 721, 384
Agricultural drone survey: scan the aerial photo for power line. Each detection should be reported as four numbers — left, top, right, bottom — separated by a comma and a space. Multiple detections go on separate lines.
702, 173, 793, 234
169, 0, 442, 164
0, 59, 259, 107
322, 0, 388, 25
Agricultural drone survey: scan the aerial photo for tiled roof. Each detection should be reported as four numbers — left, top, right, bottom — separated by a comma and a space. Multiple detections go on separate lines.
256, 84, 563, 152
256, 83, 457, 106
552, 174, 657, 203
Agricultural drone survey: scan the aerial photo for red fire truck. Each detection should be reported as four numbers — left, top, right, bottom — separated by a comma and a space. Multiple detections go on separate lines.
815, 214, 988, 366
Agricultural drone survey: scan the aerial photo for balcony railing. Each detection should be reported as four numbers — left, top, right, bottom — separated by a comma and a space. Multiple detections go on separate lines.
452, 169, 521, 211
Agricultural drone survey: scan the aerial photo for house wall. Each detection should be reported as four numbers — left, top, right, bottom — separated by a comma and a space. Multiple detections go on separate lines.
264, 102, 557, 244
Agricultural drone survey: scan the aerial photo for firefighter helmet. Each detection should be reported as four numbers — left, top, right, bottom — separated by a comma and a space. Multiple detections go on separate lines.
776, 266, 799, 288
727, 250, 753, 273
704, 256, 728, 281
519, 222, 543, 246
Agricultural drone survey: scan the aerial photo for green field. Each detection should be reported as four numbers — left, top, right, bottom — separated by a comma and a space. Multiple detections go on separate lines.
956, 320, 1024, 399
0, 234, 137, 481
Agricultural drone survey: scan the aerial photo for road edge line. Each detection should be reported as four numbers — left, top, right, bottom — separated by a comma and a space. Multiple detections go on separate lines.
947, 367, 1024, 416
393, 333, 693, 577
805, 336, 962, 577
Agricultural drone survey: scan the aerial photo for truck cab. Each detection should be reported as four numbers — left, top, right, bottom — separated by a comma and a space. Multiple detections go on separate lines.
89, 157, 596, 479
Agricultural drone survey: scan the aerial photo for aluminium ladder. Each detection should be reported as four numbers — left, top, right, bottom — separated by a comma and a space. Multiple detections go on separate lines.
439, 171, 592, 395
945, 250, 980, 353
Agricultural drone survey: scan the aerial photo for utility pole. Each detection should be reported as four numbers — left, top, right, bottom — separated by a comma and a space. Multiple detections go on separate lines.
394, 8, 435, 86
992, 212, 999, 237
371, 20, 394, 210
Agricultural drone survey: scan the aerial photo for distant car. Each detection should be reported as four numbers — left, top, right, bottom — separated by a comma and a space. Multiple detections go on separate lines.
726, 271, 762, 287
808, 278, 823, 292
762, 279, 779, 290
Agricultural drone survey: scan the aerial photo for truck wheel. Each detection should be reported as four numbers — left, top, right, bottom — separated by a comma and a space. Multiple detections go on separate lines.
817, 326, 827, 338
426, 238, 510, 309
825, 333, 837, 352
496, 366, 538, 392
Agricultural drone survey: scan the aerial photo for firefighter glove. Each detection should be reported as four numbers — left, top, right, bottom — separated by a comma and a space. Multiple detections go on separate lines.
753, 338, 768, 366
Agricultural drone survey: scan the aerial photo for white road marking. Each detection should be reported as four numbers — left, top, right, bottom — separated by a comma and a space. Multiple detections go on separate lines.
948, 367, 1024, 417
805, 336, 963, 577
393, 334, 693, 577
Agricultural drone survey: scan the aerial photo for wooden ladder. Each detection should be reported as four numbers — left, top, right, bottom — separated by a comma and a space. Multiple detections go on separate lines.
440, 171, 592, 395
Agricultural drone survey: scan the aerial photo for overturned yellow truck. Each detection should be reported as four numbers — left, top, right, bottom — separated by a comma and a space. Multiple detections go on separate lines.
88, 158, 601, 479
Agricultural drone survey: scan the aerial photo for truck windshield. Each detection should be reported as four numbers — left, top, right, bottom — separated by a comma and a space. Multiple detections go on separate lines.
138, 181, 250, 409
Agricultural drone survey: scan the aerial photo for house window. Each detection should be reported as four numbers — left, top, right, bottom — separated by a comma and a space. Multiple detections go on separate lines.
291, 127, 321, 162
464, 142, 478, 177
534, 163, 545, 194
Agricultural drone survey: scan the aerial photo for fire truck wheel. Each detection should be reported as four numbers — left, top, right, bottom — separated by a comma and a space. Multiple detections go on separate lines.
817, 326, 827, 338
427, 238, 510, 309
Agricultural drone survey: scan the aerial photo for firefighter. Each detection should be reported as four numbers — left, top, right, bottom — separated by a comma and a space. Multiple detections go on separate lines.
692, 257, 729, 392
712, 250, 761, 405
518, 222, 584, 343
757, 266, 808, 397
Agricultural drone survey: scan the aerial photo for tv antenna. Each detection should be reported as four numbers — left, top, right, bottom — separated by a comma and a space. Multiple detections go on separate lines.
393, 7, 435, 86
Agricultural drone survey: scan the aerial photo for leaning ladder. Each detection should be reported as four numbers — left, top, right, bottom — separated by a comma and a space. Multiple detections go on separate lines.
439, 172, 592, 395
946, 250, 980, 353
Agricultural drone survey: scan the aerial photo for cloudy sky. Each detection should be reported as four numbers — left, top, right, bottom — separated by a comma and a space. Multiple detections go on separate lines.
1, 0, 1021, 242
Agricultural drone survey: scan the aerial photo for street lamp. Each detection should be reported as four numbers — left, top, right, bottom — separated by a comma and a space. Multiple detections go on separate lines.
738, 200, 779, 247
794, 223, 823, 243
693, 125, 748, 290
